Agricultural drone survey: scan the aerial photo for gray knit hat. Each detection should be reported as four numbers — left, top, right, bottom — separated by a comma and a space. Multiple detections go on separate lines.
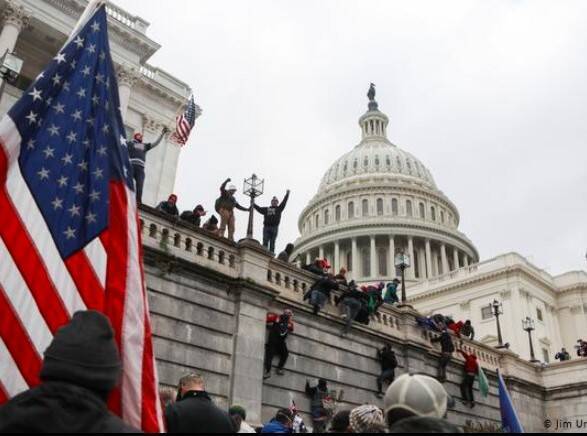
349, 405, 385, 433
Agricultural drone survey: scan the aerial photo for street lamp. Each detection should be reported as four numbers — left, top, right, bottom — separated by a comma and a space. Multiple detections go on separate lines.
490, 299, 509, 349
0, 50, 24, 99
523, 317, 540, 363
394, 251, 411, 307
243, 173, 264, 241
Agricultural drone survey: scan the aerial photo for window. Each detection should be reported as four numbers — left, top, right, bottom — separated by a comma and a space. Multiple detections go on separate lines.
419, 203, 426, 219
386, 156, 391, 167
481, 306, 493, 320
315, 214, 319, 229
375, 156, 380, 167
406, 200, 413, 217
348, 202, 355, 219
335, 205, 341, 222
537, 308, 543, 322
364, 157, 369, 168
362, 249, 370, 278
324, 209, 330, 226
362, 199, 369, 216
378, 248, 388, 276
377, 199, 384, 216
392, 199, 399, 216
431, 206, 436, 222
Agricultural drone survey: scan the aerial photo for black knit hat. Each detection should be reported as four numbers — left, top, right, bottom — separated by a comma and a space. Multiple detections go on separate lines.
40, 311, 122, 393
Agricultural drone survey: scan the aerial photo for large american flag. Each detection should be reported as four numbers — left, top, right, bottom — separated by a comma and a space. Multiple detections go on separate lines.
0, 4, 163, 432
170, 95, 201, 145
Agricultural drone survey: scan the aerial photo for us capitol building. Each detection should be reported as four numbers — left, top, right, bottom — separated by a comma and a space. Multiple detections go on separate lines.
293, 88, 587, 363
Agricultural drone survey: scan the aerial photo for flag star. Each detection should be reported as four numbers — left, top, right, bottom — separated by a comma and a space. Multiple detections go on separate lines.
57, 176, 69, 187
87, 43, 96, 54
78, 160, 89, 172
92, 167, 104, 179
26, 139, 36, 150
51, 197, 64, 210
25, 111, 38, 125
82, 66, 91, 77
120, 135, 127, 145
97, 145, 107, 156
99, 51, 106, 62
123, 166, 129, 178
83, 139, 91, 149
42, 146, 55, 159
64, 227, 77, 240
92, 95, 100, 106
63, 81, 71, 92
54, 52, 67, 64
70, 59, 77, 69
68, 204, 81, 217
95, 73, 105, 83
91, 21, 100, 32
102, 124, 110, 134
66, 131, 78, 143
105, 78, 111, 89
74, 36, 84, 48
71, 110, 82, 121
46, 97, 53, 106
29, 87, 43, 102
89, 190, 101, 202
48, 124, 60, 136
76, 88, 87, 99
86, 117, 95, 127
62, 153, 74, 165
104, 100, 110, 110
52, 73, 62, 86
73, 182, 85, 194
36, 72, 45, 81
86, 212, 97, 224
38, 167, 50, 180
53, 102, 65, 114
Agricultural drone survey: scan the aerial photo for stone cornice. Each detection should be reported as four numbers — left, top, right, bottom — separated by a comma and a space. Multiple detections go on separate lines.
2, 0, 31, 30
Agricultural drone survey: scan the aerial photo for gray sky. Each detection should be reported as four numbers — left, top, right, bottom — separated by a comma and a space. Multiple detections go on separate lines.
120, 0, 587, 275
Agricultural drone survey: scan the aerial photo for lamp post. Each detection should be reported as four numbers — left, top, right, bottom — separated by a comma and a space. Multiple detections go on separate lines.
394, 251, 411, 307
490, 299, 509, 349
523, 317, 540, 363
243, 173, 264, 241
0, 50, 24, 100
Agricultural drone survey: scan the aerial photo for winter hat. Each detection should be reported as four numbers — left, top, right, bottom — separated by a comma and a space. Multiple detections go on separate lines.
194, 204, 205, 212
40, 311, 121, 393
349, 405, 385, 433
228, 184, 237, 192
229, 405, 247, 420
384, 374, 451, 424
133, 132, 143, 141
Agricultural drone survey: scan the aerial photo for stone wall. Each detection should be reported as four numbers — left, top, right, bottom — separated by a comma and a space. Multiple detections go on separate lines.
140, 207, 587, 431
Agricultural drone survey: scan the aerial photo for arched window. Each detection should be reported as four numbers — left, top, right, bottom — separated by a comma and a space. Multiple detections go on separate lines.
441, 211, 445, 224
386, 156, 391, 167
324, 209, 330, 226
375, 156, 380, 167
335, 205, 341, 222
419, 203, 426, 219
315, 214, 319, 228
364, 157, 369, 168
346, 251, 353, 272
392, 198, 399, 216
348, 202, 355, 219
362, 248, 371, 278
377, 198, 384, 216
353, 159, 358, 170
378, 248, 388, 276
431, 206, 436, 222
362, 199, 369, 216
406, 200, 413, 217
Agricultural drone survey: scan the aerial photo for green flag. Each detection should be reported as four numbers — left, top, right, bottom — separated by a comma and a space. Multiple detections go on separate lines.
478, 366, 490, 398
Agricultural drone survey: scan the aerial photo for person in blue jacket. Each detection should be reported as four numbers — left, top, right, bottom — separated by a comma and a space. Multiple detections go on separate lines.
261, 409, 294, 433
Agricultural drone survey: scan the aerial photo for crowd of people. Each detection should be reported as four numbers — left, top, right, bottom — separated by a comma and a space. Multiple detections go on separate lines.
153, 178, 290, 254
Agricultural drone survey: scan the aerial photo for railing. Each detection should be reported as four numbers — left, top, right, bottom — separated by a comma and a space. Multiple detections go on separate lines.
138, 64, 192, 100
105, 3, 149, 34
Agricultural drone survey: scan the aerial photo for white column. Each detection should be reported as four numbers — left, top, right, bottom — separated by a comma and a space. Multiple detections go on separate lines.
334, 241, 340, 274
440, 244, 449, 275
418, 247, 427, 279
431, 250, 438, 277
351, 238, 359, 280
370, 236, 377, 279
389, 235, 396, 278
305, 252, 311, 266
453, 248, 460, 271
425, 239, 433, 278
319, 246, 325, 260
117, 65, 140, 121
0, 2, 29, 89
407, 237, 415, 280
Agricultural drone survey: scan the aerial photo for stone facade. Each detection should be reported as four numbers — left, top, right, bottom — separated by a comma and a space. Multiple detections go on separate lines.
141, 206, 587, 431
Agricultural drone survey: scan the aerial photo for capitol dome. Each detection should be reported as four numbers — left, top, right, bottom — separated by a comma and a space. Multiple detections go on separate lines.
293, 87, 479, 284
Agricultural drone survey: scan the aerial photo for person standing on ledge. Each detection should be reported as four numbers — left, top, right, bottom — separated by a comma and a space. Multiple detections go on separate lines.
254, 190, 290, 254
128, 127, 169, 204
215, 178, 249, 242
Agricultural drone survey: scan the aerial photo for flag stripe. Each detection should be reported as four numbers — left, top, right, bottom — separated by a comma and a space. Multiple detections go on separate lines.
65, 251, 105, 310
85, 238, 107, 289
0, 337, 29, 398
0, 237, 53, 356
0, 285, 43, 388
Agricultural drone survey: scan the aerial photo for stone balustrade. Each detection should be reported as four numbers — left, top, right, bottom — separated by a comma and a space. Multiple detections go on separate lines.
105, 3, 149, 34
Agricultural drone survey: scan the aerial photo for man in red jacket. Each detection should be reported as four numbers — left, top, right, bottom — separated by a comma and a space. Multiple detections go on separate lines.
458, 347, 479, 408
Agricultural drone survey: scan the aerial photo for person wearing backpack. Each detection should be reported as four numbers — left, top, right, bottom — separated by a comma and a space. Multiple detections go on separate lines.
376, 344, 398, 398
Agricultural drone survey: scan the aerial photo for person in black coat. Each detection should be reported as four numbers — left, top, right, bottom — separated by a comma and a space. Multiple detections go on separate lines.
430, 328, 455, 382
165, 373, 234, 433
157, 194, 180, 217
254, 190, 290, 254
180, 205, 207, 227
376, 344, 398, 398
0, 311, 139, 433
128, 128, 168, 204
336, 281, 365, 335
306, 274, 339, 316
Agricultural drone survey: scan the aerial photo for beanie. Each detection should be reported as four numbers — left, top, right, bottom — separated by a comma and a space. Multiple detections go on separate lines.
40, 311, 121, 393
229, 405, 247, 420
384, 374, 451, 423
349, 405, 385, 433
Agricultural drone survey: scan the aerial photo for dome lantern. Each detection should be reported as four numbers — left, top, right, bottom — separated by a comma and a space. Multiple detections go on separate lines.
360, 83, 390, 142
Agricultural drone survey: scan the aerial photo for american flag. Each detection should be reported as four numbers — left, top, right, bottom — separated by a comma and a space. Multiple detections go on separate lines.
0, 4, 163, 432
170, 95, 201, 145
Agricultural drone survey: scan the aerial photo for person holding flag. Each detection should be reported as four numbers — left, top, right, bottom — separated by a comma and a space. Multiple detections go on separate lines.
0, 1, 163, 431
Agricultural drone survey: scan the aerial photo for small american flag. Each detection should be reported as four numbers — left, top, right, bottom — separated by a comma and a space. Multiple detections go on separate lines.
170, 95, 201, 146
0, 3, 163, 432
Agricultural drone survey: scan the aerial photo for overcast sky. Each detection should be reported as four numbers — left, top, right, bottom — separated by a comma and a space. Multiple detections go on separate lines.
120, 0, 587, 275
